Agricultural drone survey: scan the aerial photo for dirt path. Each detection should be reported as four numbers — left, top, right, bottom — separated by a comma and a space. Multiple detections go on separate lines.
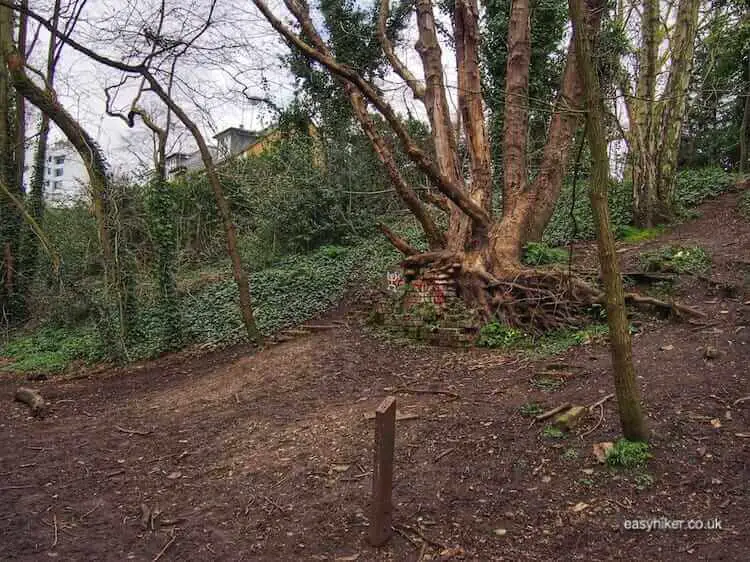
2, 192, 750, 561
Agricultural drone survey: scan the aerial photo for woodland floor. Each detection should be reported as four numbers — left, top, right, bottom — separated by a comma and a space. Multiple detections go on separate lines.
2, 191, 750, 561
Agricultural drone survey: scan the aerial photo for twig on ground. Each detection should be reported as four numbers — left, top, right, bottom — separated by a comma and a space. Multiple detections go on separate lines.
394, 523, 446, 549
116, 426, 152, 436
535, 403, 572, 422
0, 485, 33, 490
152, 530, 176, 562
340, 471, 373, 482
80, 502, 101, 521
395, 387, 460, 400
394, 525, 421, 549
433, 448, 455, 463
580, 404, 605, 438
106, 469, 125, 478
588, 394, 614, 412
52, 514, 58, 548
262, 496, 286, 515
733, 396, 750, 406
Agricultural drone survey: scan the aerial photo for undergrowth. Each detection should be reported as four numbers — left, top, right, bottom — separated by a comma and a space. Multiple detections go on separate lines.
639, 245, 711, 274
522, 242, 569, 266
606, 439, 652, 468
0, 327, 105, 373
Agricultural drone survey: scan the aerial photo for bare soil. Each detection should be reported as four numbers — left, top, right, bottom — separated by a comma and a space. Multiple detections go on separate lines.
2, 191, 750, 561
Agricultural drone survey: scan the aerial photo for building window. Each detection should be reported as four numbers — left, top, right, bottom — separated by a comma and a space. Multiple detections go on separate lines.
44, 180, 50, 187
55, 168, 63, 177
47, 156, 51, 162
53, 181, 61, 190
54, 155, 65, 165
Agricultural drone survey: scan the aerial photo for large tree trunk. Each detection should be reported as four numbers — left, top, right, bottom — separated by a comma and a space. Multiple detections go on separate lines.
571, 0, 648, 441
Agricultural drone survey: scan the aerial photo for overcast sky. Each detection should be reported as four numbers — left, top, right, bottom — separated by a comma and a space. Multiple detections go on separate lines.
24, 0, 459, 175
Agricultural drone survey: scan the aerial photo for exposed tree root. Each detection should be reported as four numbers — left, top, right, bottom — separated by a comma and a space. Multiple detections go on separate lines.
399, 253, 703, 332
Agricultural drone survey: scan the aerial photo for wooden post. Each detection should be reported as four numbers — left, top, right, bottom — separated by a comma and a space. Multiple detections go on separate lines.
369, 396, 396, 546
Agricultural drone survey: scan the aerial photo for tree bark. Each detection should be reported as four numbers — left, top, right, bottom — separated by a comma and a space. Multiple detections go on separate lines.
570, 0, 648, 441
655, 0, 700, 219
18, 0, 59, 301
740, 58, 750, 175
630, 0, 659, 227
0, 5, 23, 318
453, 0, 492, 250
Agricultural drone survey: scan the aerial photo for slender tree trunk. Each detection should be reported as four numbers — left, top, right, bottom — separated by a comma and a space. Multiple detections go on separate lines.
631, 0, 659, 228
571, 0, 648, 441
655, 0, 700, 219
18, 0, 58, 300
740, 58, 750, 175
0, 6, 22, 319
142, 74, 262, 345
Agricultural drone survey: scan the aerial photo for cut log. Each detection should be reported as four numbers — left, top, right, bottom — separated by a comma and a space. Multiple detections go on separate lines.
14, 387, 47, 417
553, 406, 587, 431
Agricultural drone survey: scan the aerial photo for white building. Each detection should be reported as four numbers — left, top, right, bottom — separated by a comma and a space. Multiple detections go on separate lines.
23, 139, 88, 206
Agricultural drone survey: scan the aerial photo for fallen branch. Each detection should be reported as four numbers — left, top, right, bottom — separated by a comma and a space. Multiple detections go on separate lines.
622, 294, 705, 318
588, 393, 614, 412
14, 387, 47, 417
733, 396, 750, 406
535, 403, 572, 422
52, 514, 58, 548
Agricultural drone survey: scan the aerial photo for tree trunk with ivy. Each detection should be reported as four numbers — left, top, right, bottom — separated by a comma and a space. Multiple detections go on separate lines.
18, 0, 59, 299
625, 0, 700, 227
0, 6, 24, 322
571, 0, 648, 441
0, 5, 141, 355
